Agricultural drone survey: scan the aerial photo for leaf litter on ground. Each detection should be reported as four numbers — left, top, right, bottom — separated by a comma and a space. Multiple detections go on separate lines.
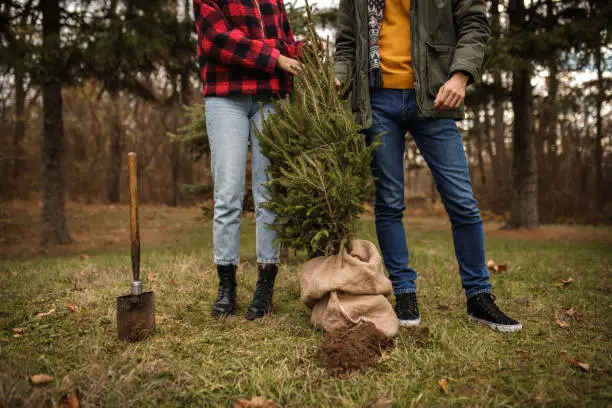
58, 390, 80, 408
29, 374, 53, 385
439, 378, 449, 394
558, 277, 576, 288
34, 308, 56, 319
234, 396, 277, 408
565, 307, 581, 320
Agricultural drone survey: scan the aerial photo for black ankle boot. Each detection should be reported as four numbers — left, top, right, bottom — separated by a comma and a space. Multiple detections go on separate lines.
211, 264, 237, 318
246, 264, 278, 321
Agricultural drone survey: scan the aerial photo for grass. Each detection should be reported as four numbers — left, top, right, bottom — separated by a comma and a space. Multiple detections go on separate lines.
0, 203, 611, 407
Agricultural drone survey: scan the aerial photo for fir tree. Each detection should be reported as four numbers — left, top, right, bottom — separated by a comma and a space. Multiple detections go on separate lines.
255, 8, 378, 258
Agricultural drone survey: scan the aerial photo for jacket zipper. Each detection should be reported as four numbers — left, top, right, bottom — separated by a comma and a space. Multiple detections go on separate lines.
410, 0, 423, 115
253, 0, 266, 38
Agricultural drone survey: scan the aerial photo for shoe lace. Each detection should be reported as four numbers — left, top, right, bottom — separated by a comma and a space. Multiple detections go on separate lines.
217, 276, 235, 299
253, 277, 274, 299
397, 294, 417, 312
477, 294, 507, 320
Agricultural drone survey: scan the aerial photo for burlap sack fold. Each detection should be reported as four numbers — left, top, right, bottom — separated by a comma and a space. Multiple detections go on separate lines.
300, 239, 399, 338
311, 291, 398, 338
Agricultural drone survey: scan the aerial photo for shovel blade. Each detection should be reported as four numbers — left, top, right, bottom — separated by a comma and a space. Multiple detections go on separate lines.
117, 292, 155, 342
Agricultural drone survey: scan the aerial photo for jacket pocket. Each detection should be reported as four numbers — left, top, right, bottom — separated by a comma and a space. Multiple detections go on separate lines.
425, 43, 454, 98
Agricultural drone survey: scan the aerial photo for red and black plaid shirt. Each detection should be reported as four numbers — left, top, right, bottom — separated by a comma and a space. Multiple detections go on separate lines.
193, 0, 303, 97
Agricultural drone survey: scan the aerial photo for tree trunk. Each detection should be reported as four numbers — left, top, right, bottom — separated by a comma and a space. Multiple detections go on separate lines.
484, 104, 495, 182
507, 0, 538, 229
490, 0, 509, 212
474, 107, 487, 186
11, 65, 27, 200
107, 90, 123, 203
170, 139, 180, 206
41, 0, 71, 244
594, 45, 605, 212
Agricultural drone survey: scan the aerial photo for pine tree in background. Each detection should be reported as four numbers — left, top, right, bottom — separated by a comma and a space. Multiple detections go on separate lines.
256, 7, 377, 258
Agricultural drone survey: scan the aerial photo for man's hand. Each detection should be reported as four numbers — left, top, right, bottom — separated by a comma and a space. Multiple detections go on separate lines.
278, 55, 302, 76
434, 72, 469, 110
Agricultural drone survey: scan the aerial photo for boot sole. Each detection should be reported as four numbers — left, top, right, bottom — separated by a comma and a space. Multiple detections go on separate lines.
470, 315, 523, 332
398, 317, 421, 327
245, 307, 273, 321
211, 307, 236, 318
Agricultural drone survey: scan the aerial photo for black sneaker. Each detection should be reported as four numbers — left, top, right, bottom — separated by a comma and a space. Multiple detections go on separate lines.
395, 293, 421, 327
467, 293, 522, 332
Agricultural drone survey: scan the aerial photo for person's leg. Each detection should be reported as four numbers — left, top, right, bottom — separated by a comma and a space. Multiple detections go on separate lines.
367, 89, 417, 295
250, 100, 280, 265
407, 97, 521, 331
408, 113, 491, 298
367, 89, 421, 326
245, 99, 280, 320
205, 95, 251, 317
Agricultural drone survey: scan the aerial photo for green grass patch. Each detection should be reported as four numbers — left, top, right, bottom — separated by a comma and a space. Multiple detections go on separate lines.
1, 212, 611, 407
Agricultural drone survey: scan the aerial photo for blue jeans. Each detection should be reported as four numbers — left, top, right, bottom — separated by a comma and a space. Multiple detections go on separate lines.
205, 95, 280, 266
366, 88, 491, 298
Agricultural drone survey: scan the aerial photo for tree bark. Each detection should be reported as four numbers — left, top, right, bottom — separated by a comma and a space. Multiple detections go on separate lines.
107, 90, 123, 203
507, 0, 538, 229
594, 44, 605, 212
41, 0, 71, 244
474, 107, 487, 186
11, 65, 27, 200
490, 0, 508, 211
484, 104, 495, 182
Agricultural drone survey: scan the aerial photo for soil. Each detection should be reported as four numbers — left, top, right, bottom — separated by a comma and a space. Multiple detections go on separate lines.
317, 322, 394, 377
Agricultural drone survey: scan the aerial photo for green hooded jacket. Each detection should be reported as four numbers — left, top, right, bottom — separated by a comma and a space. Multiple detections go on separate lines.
334, 0, 490, 128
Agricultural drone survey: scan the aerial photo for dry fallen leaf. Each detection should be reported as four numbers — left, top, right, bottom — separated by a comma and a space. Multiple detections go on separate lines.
156, 315, 165, 325
79, 254, 89, 260
565, 307, 581, 321
498, 263, 508, 272
234, 396, 277, 408
12, 328, 26, 336
567, 357, 591, 372
29, 374, 53, 385
9, 271, 17, 277
170, 279, 176, 285
558, 277, 576, 288
555, 319, 569, 328
439, 378, 449, 394
368, 397, 395, 408
578, 362, 591, 372
66, 303, 80, 313
34, 309, 56, 319
58, 390, 80, 408
147, 273, 158, 282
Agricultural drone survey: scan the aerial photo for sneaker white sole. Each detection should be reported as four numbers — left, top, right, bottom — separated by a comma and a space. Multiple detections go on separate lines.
470, 315, 522, 332
398, 317, 421, 327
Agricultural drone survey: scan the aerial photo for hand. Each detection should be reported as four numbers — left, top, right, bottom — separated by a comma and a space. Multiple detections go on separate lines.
434, 72, 469, 110
278, 55, 302, 76
335, 78, 342, 89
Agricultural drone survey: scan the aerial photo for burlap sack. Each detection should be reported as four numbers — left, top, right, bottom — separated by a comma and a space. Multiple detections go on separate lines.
300, 239, 399, 338
312, 291, 398, 338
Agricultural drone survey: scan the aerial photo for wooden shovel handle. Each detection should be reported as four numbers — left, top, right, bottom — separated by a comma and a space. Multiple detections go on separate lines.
128, 152, 140, 282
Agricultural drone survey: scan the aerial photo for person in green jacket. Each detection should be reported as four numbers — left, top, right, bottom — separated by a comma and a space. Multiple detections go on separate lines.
335, 0, 522, 332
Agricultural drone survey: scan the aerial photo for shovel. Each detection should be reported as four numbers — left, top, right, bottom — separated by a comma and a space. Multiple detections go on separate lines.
117, 152, 155, 342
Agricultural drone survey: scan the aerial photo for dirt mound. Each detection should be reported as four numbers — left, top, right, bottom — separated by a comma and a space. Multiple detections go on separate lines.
317, 322, 394, 377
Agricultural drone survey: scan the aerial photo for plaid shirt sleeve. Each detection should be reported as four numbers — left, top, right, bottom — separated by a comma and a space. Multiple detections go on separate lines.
278, 1, 304, 59
193, 0, 281, 73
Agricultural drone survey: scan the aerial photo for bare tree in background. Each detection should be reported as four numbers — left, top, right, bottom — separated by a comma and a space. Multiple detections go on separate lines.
41, 0, 71, 244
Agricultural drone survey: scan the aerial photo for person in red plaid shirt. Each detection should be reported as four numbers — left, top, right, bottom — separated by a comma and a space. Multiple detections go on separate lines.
193, 0, 303, 321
